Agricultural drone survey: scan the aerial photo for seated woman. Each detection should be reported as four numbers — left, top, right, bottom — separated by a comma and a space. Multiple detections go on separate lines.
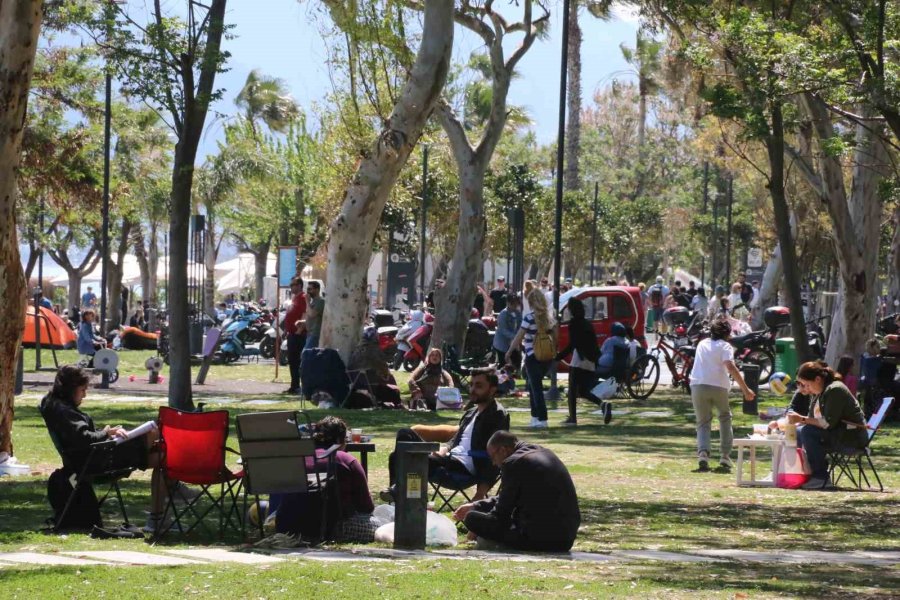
314, 417, 378, 542
596, 322, 630, 379
39, 365, 167, 532
792, 361, 868, 490
273, 417, 377, 543
408, 348, 453, 411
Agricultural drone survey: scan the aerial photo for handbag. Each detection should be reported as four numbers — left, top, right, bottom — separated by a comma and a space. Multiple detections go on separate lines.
435, 387, 463, 410
590, 378, 618, 400
776, 446, 811, 489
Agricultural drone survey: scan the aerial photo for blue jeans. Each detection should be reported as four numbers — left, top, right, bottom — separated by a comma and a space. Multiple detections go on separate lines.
524, 354, 552, 421
303, 334, 319, 351
798, 424, 830, 478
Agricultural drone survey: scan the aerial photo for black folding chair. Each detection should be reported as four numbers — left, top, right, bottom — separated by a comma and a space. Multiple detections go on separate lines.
429, 459, 501, 513
235, 410, 338, 542
827, 397, 894, 491
40, 405, 134, 531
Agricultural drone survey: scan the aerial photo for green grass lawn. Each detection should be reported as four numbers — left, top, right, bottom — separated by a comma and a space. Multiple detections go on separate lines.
2, 384, 899, 598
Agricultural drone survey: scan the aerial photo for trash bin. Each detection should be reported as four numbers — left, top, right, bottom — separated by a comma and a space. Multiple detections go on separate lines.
774, 337, 798, 379
394, 441, 439, 550
15, 348, 23, 395
741, 364, 760, 415
190, 320, 205, 355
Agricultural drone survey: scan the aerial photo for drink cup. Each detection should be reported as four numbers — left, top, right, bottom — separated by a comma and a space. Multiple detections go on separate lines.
351, 428, 362, 443
753, 424, 768, 436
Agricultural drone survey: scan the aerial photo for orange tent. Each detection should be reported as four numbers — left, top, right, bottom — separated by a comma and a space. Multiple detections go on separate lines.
22, 306, 77, 349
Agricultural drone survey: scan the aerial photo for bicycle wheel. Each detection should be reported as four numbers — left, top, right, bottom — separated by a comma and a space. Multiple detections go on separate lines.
742, 349, 775, 382
627, 354, 660, 400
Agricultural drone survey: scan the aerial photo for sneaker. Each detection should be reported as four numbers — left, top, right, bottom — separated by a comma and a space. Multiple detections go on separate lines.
603, 402, 613, 425
282, 387, 298, 395
528, 417, 539, 427
143, 513, 172, 534
561, 417, 578, 427
697, 460, 710, 472
532, 420, 549, 429
719, 457, 734, 470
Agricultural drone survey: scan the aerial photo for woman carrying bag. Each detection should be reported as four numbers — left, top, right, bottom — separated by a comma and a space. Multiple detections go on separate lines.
506, 288, 557, 429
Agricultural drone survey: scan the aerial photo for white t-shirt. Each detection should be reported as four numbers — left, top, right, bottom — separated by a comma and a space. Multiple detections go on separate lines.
690, 338, 735, 390
449, 413, 477, 474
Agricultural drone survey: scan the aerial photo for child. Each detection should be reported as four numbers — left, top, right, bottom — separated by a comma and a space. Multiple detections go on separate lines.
77, 309, 106, 365
835, 355, 858, 396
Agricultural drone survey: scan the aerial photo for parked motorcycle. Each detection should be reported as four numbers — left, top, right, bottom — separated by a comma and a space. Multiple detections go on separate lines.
393, 310, 427, 369
217, 313, 264, 363
401, 313, 434, 371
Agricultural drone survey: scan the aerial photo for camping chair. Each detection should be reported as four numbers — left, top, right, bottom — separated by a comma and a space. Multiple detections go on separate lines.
429, 451, 501, 513
442, 343, 477, 392
827, 397, 894, 491
50, 440, 133, 531
153, 407, 244, 540
39, 405, 133, 531
235, 411, 338, 542
594, 345, 631, 399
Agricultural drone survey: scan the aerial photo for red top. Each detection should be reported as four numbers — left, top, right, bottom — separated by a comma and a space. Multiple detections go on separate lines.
284, 293, 307, 335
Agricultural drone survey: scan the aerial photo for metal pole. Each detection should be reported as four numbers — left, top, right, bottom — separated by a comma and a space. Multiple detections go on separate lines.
419, 145, 428, 306
553, 0, 571, 311
700, 162, 708, 288
100, 66, 111, 336
711, 179, 719, 290
590, 182, 598, 286
726, 175, 733, 286
35, 198, 44, 369
506, 210, 512, 285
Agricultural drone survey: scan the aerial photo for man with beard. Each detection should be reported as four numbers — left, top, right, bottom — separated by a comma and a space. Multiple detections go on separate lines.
381, 370, 509, 501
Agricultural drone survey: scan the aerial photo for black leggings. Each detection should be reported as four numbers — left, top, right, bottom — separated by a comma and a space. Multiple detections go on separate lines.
567, 367, 604, 420
388, 428, 471, 486
464, 510, 574, 552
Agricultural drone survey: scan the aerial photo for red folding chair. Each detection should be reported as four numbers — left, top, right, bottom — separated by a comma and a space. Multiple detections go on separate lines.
153, 407, 243, 540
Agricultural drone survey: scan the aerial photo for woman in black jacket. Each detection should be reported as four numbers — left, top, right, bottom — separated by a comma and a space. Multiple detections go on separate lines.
556, 298, 610, 426
40, 365, 168, 532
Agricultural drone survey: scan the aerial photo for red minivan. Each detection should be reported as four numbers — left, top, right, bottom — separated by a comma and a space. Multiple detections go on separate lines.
556, 286, 647, 370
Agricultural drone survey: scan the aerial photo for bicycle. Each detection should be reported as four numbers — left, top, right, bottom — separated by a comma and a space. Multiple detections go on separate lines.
627, 332, 696, 398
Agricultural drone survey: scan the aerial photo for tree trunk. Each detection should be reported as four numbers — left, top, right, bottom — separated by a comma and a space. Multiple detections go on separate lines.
148, 222, 159, 306
253, 240, 270, 302
889, 204, 900, 313
166, 0, 228, 411
319, 0, 454, 361
106, 219, 133, 329
433, 164, 488, 352
765, 101, 811, 361
792, 96, 887, 364
51, 245, 101, 312
23, 242, 38, 281
752, 214, 797, 330
563, 0, 582, 191
0, 0, 43, 456
133, 226, 150, 304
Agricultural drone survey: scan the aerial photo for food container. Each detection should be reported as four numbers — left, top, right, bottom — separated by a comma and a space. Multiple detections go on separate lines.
783, 423, 797, 446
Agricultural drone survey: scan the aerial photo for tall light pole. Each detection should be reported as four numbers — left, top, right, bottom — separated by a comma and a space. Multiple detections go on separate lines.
553, 0, 572, 311
700, 162, 708, 288
99, 3, 116, 335
725, 175, 734, 286
419, 144, 429, 306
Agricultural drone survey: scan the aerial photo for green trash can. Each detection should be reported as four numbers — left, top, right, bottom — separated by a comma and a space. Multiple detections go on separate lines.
775, 337, 799, 379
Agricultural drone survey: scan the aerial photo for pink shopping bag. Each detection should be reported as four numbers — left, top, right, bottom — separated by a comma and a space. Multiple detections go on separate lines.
776, 446, 811, 489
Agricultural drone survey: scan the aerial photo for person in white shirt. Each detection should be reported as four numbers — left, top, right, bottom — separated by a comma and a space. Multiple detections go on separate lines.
689, 318, 756, 472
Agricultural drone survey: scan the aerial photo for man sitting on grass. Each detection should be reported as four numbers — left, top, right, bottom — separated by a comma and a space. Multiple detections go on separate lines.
454, 431, 580, 552
380, 369, 509, 501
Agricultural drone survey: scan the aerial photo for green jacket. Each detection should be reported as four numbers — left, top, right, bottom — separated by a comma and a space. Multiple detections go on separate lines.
820, 381, 867, 448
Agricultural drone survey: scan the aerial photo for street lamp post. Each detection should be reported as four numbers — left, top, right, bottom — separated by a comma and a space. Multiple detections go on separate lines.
725, 175, 734, 286
553, 0, 572, 311
419, 144, 428, 306
700, 162, 708, 288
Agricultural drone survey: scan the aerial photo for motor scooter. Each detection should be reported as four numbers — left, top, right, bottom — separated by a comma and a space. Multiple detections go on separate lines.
402, 315, 434, 371
393, 310, 426, 369
218, 313, 263, 363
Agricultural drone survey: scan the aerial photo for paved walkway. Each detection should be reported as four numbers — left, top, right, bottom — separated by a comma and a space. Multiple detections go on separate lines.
1, 546, 897, 569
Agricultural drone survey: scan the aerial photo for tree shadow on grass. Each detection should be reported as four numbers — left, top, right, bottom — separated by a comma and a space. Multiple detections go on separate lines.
633, 561, 899, 599
577, 495, 900, 552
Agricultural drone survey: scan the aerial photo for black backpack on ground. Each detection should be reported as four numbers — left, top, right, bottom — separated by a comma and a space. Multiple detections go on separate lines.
47, 468, 102, 530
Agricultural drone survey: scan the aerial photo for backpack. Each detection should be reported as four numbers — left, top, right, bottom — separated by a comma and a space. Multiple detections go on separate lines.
47, 468, 102, 530
649, 287, 663, 308
532, 321, 555, 362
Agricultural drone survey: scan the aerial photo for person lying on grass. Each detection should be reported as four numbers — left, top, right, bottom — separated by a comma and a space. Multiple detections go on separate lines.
453, 431, 580, 552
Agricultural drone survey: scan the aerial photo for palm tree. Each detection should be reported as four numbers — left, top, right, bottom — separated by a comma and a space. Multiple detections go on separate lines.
234, 69, 300, 139
564, 1, 613, 192
620, 30, 663, 148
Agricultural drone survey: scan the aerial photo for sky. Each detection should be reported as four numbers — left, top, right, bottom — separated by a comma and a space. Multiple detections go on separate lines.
23, 0, 642, 280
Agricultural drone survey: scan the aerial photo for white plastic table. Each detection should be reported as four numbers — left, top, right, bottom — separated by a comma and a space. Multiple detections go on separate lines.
734, 437, 786, 487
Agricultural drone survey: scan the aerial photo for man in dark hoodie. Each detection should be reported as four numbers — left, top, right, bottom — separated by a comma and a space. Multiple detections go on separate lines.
454, 431, 580, 552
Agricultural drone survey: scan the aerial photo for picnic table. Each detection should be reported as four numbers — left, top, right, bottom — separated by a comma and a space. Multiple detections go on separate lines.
734, 437, 786, 487
345, 442, 376, 475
